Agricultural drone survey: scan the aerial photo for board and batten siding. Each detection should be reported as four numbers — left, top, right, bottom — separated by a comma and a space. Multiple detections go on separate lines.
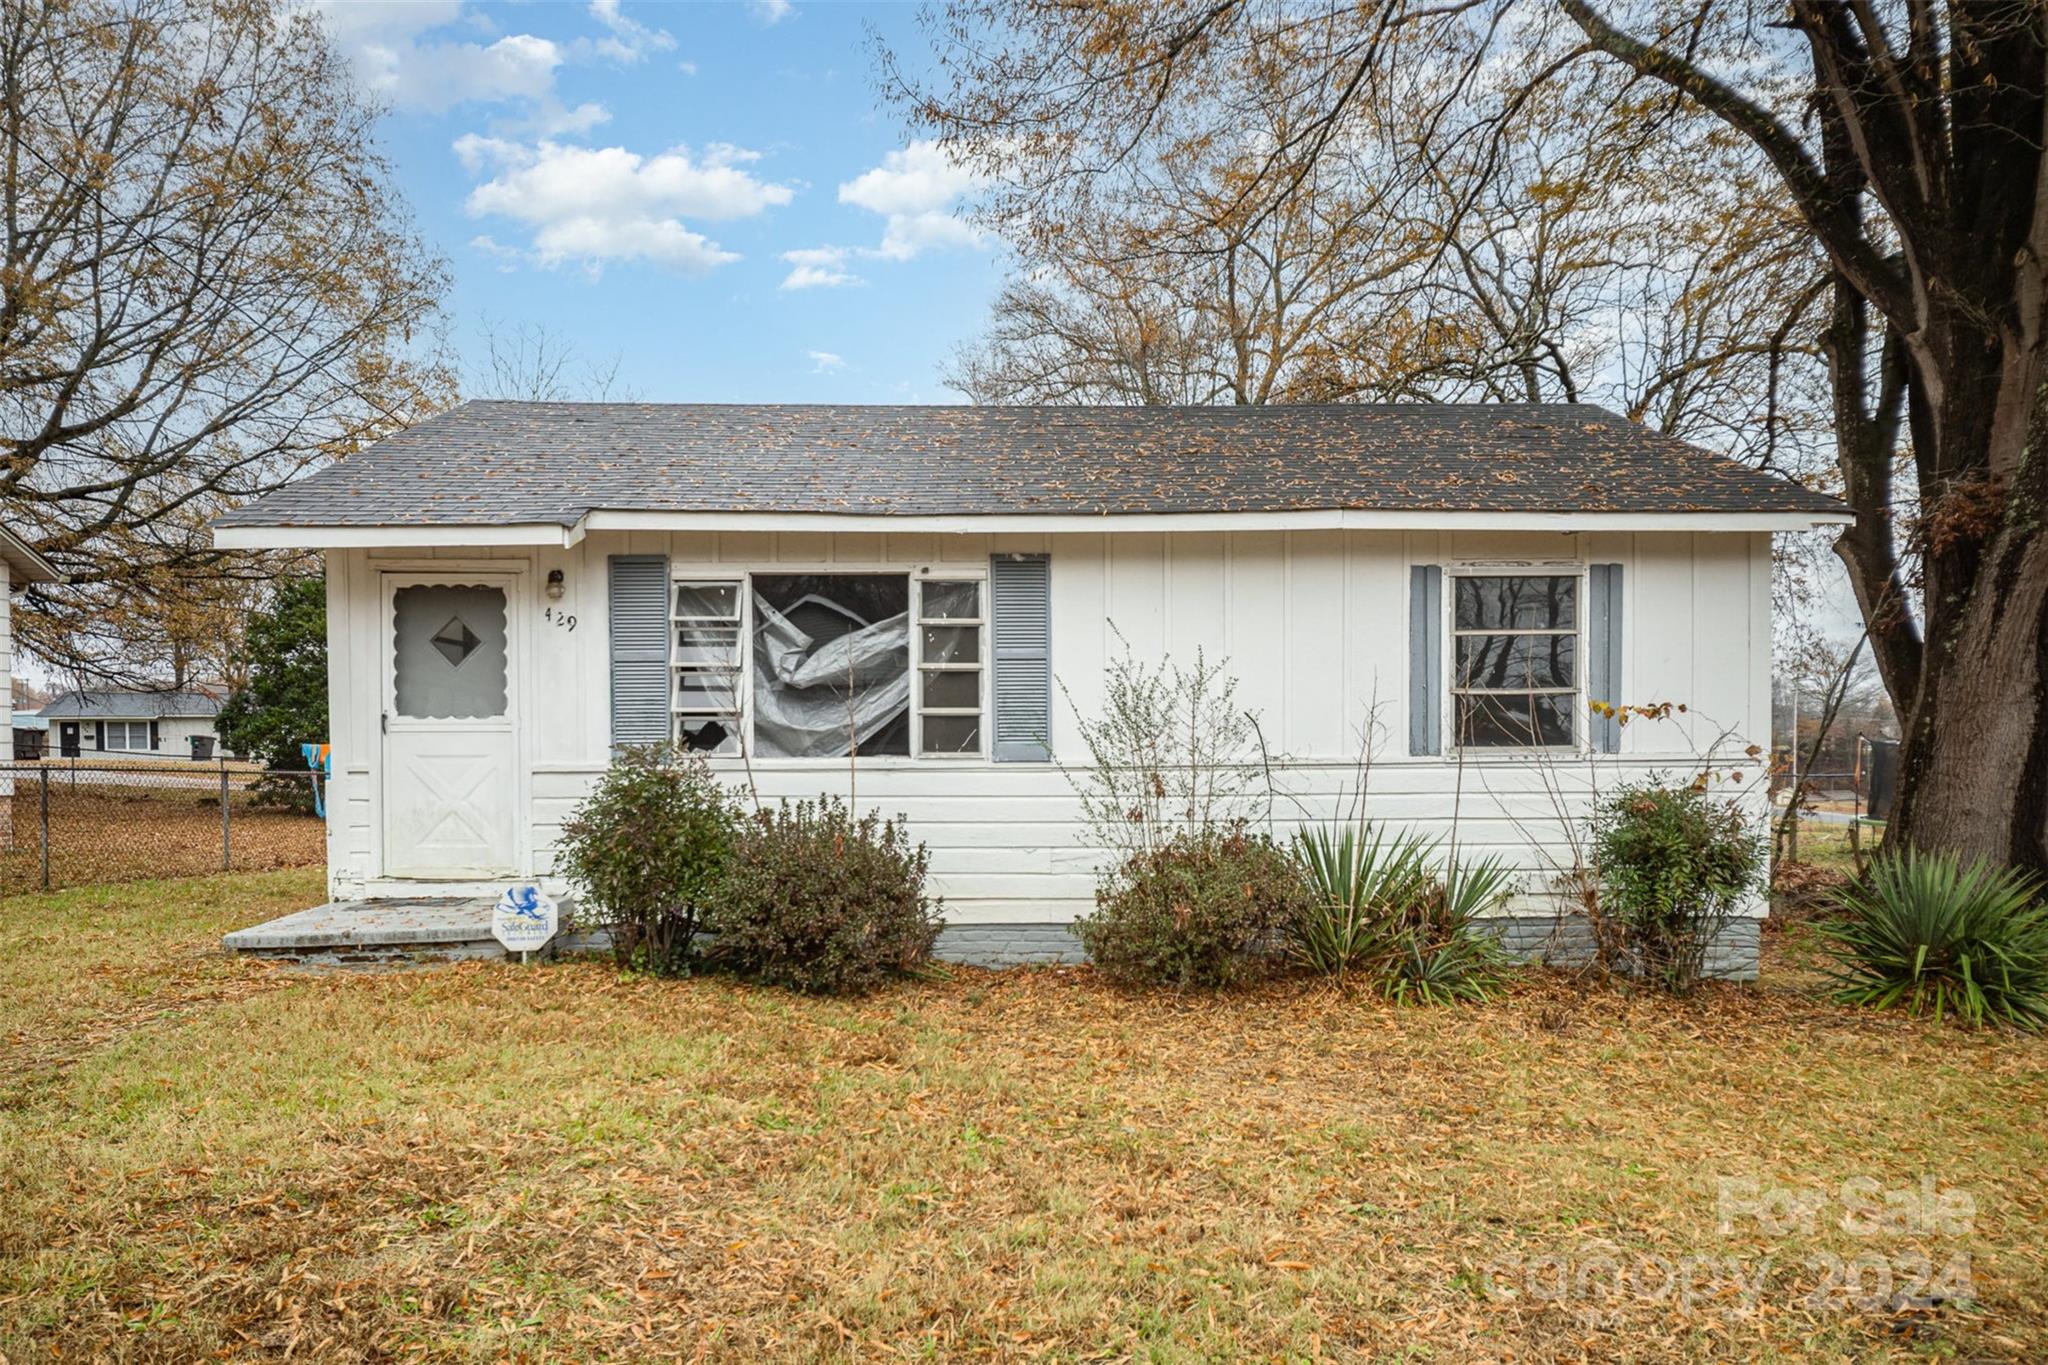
320, 529, 1774, 947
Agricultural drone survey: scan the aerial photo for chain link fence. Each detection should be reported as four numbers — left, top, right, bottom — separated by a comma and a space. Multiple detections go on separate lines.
0, 760, 325, 896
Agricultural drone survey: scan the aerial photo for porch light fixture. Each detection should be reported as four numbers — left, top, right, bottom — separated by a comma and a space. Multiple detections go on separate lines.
545, 569, 565, 601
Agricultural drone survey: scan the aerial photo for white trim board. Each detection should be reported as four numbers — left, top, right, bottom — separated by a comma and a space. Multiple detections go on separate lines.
215, 506, 1850, 550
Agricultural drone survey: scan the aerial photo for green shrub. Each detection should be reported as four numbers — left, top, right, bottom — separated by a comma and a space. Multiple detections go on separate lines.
1593, 782, 1765, 994
1289, 821, 1513, 1003
1077, 827, 1309, 989
555, 746, 740, 973
1816, 849, 2048, 1029
707, 798, 943, 996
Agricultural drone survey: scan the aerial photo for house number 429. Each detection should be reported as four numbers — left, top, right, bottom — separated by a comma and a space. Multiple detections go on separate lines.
544, 606, 578, 633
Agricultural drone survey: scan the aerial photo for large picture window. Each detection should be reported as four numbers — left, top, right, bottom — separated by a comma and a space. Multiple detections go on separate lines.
751, 574, 912, 758
1451, 574, 1578, 749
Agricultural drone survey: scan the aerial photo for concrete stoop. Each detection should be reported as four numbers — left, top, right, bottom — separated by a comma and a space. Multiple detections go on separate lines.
222, 897, 510, 966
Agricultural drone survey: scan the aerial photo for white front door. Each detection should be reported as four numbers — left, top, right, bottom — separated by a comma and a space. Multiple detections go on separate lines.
382, 573, 520, 879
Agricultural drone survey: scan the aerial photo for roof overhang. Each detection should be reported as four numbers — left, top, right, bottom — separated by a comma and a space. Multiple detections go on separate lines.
213, 506, 1852, 550
0, 525, 61, 586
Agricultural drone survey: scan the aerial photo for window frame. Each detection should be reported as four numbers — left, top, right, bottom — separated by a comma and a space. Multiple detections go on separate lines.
671, 564, 989, 765
1443, 563, 1587, 756
669, 577, 746, 756
104, 719, 150, 751
914, 576, 988, 760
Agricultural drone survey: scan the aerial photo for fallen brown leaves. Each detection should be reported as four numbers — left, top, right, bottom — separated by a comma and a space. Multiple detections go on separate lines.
1, 878, 2044, 1361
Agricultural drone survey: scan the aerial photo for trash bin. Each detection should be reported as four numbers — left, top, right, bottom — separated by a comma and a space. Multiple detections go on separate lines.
190, 734, 216, 761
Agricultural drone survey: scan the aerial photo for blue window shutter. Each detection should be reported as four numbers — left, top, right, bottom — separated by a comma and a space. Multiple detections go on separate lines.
1587, 563, 1624, 753
609, 555, 670, 748
990, 553, 1052, 762
1409, 564, 1443, 755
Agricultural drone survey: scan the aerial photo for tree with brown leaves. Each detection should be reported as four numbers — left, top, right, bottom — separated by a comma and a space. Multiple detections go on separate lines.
887, 0, 2047, 878
0, 0, 452, 685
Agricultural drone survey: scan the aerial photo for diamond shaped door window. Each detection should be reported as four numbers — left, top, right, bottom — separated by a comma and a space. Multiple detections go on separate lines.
432, 616, 482, 668
394, 583, 507, 719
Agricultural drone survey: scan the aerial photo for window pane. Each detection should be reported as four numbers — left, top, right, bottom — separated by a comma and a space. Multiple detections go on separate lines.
752, 573, 910, 758
676, 716, 737, 754
675, 624, 740, 665
1454, 576, 1576, 631
921, 714, 981, 755
921, 580, 981, 620
921, 625, 981, 665
675, 583, 738, 620
921, 670, 980, 709
676, 668, 740, 712
392, 584, 508, 720
1456, 693, 1575, 748
1456, 634, 1575, 690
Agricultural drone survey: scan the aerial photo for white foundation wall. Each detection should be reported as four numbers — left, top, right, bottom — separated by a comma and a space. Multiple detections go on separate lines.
322, 529, 1775, 926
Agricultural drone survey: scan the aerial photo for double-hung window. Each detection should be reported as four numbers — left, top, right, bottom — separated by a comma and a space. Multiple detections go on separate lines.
104, 720, 150, 751
672, 581, 743, 754
1450, 573, 1579, 749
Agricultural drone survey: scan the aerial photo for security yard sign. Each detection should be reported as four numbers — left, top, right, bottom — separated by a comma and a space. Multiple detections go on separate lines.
493, 884, 558, 957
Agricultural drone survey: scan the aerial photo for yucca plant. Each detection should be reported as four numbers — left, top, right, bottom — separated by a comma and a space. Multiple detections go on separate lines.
1815, 849, 2048, 1029
1289, 818, 1516, 1002
1288, 820, 1436, 977
1380, 854, 1516, 1006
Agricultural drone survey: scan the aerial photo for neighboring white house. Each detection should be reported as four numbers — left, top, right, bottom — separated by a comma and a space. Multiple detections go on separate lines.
38, 690, 228, 760
213, 402, 1850, 975
1, 525, 61, 847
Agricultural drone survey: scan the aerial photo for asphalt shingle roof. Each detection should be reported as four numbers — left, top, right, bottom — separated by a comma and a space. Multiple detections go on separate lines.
214, 401, 1843, 527
39, 690, 222, 720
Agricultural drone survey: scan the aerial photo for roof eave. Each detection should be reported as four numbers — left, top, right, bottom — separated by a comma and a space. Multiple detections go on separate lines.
212, 506, 1852, 550
0, 525, 61, 586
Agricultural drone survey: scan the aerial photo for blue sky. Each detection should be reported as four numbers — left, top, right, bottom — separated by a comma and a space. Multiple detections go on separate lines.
321, 0, 1002, 402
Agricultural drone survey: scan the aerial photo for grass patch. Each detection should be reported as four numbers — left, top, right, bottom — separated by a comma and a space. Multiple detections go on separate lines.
1, 870, 2044, 1359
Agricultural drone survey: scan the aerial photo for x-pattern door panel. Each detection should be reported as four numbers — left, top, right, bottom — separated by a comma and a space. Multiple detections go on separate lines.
382, 575, 519, 879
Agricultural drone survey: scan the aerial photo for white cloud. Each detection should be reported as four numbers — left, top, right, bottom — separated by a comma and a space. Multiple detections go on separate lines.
749, 0, 794, 24
808, 349, 845, 374
313, 1, 667, 116
777, 141, 984, 292
531, 216, 738, 274
469, 235, 525, 272
779, 246, 861, 290
467, 141, 791, 223
534, 100, 612, 136
677, 59, 699, 76
585, 0, 676, 63
460, 138, 791, 276
366, 32, 563, 113
836, 139, 986, 260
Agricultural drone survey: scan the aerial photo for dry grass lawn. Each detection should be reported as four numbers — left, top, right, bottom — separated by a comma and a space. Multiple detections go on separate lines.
1, 870, 2044, 1361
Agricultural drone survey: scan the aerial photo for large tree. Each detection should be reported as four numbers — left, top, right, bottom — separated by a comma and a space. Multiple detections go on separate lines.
888, 0, 2047, 877
0, 0, 451, 683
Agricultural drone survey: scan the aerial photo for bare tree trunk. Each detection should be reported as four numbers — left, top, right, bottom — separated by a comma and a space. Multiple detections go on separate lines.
1891, 522, 2048, 878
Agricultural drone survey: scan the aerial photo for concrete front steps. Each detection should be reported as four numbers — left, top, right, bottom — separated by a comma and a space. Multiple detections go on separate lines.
222, 898, 515, 966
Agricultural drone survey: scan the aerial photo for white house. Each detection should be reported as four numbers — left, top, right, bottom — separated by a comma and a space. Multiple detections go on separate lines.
39, 690, 228, 760
213, 402, 1849, 974
1, 525, 60, 847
